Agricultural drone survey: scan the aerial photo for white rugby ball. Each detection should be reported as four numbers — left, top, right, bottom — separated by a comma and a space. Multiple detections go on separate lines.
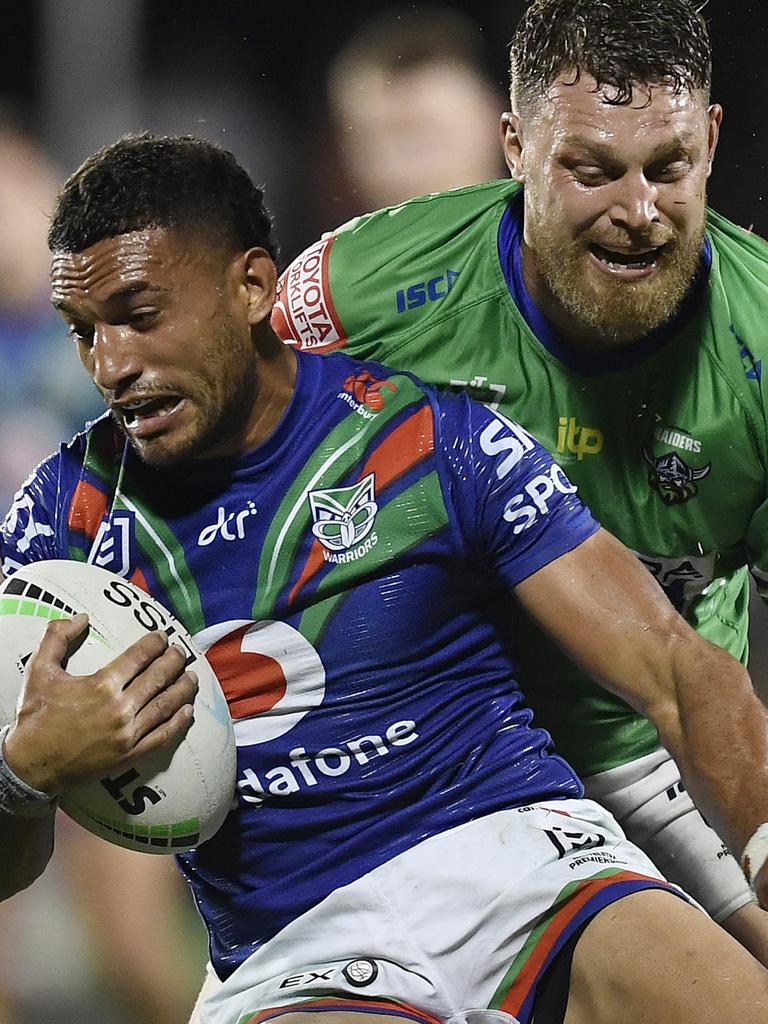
0, 560, 236, 854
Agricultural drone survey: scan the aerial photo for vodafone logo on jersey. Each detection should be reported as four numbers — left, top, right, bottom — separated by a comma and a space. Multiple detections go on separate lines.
194, 619, 326, 746
273, 236, 347, 352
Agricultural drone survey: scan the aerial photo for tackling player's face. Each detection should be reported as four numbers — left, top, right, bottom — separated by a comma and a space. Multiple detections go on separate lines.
501, 74, 722, 348
50, 228, 277, 465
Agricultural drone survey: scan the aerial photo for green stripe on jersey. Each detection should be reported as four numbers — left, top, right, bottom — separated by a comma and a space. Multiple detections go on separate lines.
253, 375, 425, 619
115, 492, 205, 635
298, 470, 449, 647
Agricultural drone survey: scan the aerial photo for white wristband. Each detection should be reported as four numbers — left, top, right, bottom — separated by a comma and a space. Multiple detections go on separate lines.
741, 823, 768, 893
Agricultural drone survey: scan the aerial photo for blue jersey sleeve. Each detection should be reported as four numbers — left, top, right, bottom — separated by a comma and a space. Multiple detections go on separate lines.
433, 391, 600, 587
1, 452, 65, 574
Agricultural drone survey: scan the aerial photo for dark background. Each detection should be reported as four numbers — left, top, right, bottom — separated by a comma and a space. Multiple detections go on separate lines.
1, 1, 766, 262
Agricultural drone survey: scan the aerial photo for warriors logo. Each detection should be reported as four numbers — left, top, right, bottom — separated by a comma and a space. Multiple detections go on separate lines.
308, 474, 378, 553
642, 449, 711, 505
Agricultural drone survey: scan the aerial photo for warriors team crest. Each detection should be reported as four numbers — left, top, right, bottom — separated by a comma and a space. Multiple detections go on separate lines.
308, 474, 378, 559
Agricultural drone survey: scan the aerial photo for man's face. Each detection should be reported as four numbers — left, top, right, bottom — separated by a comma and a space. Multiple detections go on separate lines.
502, 73, 722, 346
51, 228, 266, 466
335, 61, 505, 208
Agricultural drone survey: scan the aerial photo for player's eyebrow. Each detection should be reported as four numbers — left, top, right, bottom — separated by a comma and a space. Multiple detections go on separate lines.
52, 282, 167, 314
559, 131, 699, 164
100, 282, 168, 304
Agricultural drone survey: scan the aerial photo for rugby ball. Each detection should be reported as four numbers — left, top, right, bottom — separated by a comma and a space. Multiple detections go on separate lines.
0, 560, 236, 854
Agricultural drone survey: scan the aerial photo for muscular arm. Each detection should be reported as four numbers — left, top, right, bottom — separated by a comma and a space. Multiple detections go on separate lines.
515, 528, 768, 887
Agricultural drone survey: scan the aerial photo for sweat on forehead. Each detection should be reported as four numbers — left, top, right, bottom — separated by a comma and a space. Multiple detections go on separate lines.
49, 228, 218, 316
509, 0, 712, 114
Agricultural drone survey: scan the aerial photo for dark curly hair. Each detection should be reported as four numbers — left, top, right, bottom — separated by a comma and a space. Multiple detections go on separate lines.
48, 132, 278, 261
510, 0, 712, 114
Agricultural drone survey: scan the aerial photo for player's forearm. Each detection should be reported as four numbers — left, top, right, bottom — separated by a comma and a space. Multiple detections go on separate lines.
647, 635, 768, 862
0, 809, 55, 900
0, 724, 57, 900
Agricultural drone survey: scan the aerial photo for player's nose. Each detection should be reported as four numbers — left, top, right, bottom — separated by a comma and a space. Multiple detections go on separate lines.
91, 324, 143, 393
608, 172, 660, 232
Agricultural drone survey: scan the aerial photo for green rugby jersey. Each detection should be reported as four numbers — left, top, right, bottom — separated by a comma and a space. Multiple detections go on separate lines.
274, 179, 768, 776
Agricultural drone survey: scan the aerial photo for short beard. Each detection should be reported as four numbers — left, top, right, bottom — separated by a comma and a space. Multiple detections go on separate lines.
528, 218, 706, 346
114, 321, 260, 467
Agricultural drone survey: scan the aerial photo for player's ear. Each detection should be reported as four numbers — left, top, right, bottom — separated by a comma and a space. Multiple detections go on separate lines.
240, 248, 278, 327
706, 104, 723, 178
500, 112, 525, 183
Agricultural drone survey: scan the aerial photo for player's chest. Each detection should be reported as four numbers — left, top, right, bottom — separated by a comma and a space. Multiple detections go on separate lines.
410, 320, 764, 553
86, 452, 455, 634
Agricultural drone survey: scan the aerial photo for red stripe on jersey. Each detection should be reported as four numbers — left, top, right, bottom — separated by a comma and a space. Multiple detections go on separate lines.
288, 541, 327, 607
244, 998, 442, 1024
67, 480, 108, 540
288, 405, 435, 606
129, 566, 150, 593
360, 405, 434, 488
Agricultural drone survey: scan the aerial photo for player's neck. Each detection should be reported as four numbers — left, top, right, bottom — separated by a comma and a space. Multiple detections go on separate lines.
242, 330, 297, 453
195, 329, 297, 461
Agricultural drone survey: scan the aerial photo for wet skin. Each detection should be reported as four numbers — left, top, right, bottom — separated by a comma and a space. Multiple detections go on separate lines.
501, 73, 723, 348
50, 228, 295, 467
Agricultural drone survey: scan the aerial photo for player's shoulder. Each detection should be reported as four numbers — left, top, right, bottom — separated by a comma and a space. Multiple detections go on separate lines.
333, 178, 520, 243
319, 348, 435, 408
18, 413, 120, 510
368, 368, 540, 483
707, 208, 768, 299
702, 208, 768, 372
273, 180, 519, 354
693, 209, 768, 431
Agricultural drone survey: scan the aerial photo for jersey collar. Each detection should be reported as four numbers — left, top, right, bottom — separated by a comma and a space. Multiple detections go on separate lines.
498, 190, 712, 376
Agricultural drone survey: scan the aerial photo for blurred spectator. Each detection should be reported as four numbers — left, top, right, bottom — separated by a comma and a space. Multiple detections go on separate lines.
0, 109, 102, 510
0, 109, 206, 1024
318, 5, 507, 224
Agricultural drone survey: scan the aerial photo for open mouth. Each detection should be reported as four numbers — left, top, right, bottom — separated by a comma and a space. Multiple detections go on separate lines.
118, 396, 185, 434
589, 243, 667, 273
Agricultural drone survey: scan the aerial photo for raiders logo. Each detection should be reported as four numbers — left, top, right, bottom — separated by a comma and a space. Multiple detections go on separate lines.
642, 449, 711, 506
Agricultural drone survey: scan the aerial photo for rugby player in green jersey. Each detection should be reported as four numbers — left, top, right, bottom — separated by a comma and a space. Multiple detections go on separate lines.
274, 0, 768, 963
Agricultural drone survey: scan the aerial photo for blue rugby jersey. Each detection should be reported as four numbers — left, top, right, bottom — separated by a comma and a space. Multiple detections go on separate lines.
1, 349, 598, 977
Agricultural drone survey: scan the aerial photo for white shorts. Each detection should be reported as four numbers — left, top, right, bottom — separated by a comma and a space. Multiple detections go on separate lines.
199, 800, 689, 1024
584, 748, 755, 923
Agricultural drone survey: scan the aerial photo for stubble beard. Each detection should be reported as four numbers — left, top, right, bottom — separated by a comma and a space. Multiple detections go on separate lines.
114, 323, 260, 468
527, 216, 707, 346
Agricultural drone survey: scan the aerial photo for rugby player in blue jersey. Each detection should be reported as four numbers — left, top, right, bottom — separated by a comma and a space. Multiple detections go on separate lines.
1, 135, 768, 1024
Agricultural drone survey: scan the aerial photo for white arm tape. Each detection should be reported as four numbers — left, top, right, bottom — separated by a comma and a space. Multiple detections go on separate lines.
741, 823, 768, 893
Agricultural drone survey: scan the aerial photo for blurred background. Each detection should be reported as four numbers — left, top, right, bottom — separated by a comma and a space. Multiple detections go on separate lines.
0, 2, 766, 1022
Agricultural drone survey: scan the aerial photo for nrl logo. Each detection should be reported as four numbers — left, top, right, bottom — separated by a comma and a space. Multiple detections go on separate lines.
89, 510, 135, 576
642, 449, 711, 506
308, 474, 378, 554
